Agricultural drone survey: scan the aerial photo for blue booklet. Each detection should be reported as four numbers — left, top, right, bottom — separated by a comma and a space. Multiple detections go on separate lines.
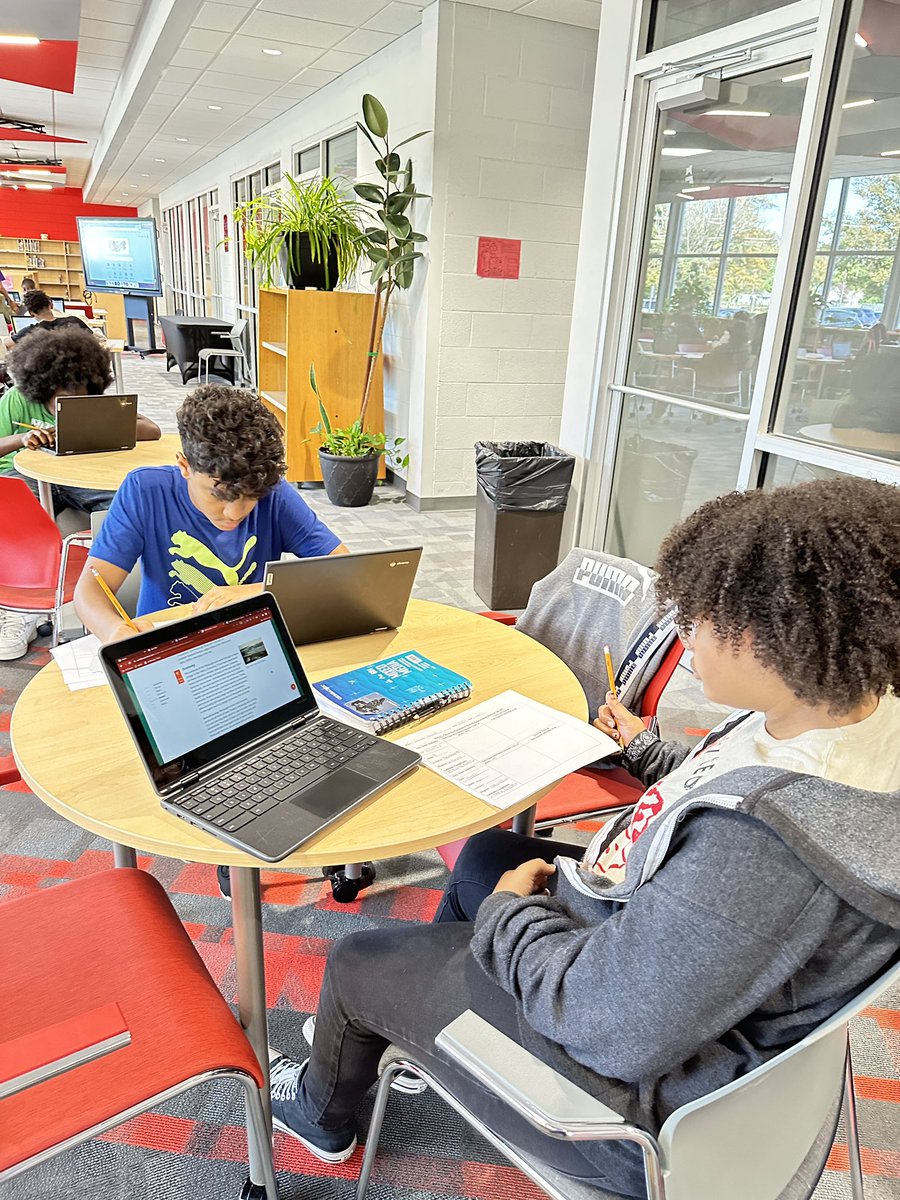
313, 651, 472, 734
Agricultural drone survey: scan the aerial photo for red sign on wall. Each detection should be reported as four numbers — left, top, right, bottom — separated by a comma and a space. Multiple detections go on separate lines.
476, 236, 521, 279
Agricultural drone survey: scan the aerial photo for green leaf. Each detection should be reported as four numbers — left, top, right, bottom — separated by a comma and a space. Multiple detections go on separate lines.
370, 257, 389, 284
309, 362, 319, 396
384, 213, 411, 239
395, 261, 414, 289
353, 182, 385, 203
356, 120, 381, 153
386, 192, 412, 215
408, 231, 428, 242
365, 227, 387, 244
362, 94, 389, 138
392, 129, 430, 151
366, 246, 388, 263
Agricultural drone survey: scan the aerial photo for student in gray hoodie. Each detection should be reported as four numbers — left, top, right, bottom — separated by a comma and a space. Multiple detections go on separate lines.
267, 477, 900, 1197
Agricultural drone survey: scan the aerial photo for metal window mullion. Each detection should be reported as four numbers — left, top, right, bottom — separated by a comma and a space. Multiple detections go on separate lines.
876, 229, 900, 329
658, 200, 683, 307
737, 0, 864, 481
754, 432, 900, 482
713, 197, 736, 316
611, 384, 752, 422
820, 176, 849, 303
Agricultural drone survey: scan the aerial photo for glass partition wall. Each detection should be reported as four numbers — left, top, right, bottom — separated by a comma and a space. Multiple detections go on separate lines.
590, 0, 900, 567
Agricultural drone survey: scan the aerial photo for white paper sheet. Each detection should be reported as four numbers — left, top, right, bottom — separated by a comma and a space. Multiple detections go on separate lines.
50, 634, 108, 691
398, 690, 620, 809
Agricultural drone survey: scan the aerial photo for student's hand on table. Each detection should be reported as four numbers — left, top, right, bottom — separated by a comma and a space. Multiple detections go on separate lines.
594, 691, 645, 747
21, 426, 55, 450
191, 584, 258, 615
494, 858, 556, 898
106, 617, 156, 643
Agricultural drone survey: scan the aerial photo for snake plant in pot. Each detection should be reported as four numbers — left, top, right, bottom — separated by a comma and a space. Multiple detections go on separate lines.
232, 174, 366, 290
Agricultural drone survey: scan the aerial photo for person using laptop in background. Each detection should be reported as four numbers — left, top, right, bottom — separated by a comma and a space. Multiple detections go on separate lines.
0, 329, 161, 661
1, 288, 93, 349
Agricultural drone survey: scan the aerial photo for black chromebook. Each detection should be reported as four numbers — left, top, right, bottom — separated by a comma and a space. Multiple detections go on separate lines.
100, 593, 421, 862
53, 393, 138, 455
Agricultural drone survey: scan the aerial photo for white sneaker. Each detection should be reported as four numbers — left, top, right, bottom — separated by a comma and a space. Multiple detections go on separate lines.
302, 1015, 427, 1095
0, 611, 40, 661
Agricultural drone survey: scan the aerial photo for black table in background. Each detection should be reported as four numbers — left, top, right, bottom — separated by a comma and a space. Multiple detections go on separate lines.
158, 315, 235, 384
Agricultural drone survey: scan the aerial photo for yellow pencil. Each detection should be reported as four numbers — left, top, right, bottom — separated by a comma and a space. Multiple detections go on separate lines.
603, 644, 617, 698
90, 566, 139, 632
14, 420, 47, 432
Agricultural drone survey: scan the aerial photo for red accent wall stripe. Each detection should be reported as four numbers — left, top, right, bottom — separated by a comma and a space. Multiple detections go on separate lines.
0, 187, 137, 241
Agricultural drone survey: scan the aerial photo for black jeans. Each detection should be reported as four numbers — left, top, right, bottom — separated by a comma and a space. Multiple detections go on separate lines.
297, 828, 643, 1195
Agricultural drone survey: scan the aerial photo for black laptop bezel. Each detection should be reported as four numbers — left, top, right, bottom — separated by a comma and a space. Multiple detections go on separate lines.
54, 393, 139, 456
100, 593, 318, 793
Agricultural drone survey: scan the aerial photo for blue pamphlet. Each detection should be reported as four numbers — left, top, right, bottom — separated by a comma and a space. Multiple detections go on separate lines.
313, 651, 472, 734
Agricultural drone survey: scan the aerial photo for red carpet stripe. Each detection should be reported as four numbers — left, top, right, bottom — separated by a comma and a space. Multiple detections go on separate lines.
865, 1006, 900, 1031
826, 1143, 900, 1178
853, 1075, 900, 1103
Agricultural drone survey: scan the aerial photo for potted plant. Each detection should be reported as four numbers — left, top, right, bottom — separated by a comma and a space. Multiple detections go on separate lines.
310, 365, 408, 507
232, 174, 366, 291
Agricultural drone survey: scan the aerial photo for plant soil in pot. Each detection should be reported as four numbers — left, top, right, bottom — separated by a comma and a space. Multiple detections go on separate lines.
319, 449, 380, 507
279, 231, 340, 291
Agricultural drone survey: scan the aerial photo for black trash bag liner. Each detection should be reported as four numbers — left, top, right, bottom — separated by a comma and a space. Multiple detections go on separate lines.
474, 441, 575, 512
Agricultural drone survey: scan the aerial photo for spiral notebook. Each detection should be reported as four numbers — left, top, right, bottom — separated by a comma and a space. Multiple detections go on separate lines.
312, 651, 472, 734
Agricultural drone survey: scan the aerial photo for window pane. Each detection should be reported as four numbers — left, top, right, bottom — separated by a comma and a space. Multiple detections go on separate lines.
762, 456, 842, 489
265, 163, 282, 187
605, 399, 747, 565
719, 256, 777, 314
727, 193, 787, 253
325, 129, 357, 180
838, 177, 900, 251
649, 202, 670, 255
679, 197, 728, 253
646, 0, 794, 52
296, 145, 320, 175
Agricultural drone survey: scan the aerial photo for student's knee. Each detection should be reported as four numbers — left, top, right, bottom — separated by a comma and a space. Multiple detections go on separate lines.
451, 827, 518, 881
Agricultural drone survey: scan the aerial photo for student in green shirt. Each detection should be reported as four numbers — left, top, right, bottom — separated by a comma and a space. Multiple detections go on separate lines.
0, 326, 160, 661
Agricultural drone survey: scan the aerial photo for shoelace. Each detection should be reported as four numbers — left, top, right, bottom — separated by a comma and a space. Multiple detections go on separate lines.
269, 1056, 305, 1103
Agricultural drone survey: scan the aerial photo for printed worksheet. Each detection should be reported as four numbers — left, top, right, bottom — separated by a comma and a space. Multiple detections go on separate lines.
398, 690, 620, 809
50, 634, 107, 691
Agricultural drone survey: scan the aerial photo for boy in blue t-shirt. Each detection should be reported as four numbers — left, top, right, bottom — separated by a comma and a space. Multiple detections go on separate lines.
75, 386, 347, 644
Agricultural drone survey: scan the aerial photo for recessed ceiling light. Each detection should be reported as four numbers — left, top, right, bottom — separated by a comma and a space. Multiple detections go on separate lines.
262, 47, 282, 55
140, 173, 150, 177
1, 168, 53, 177
0, 35, 40, 46
208, 104, 222, 110
661, 148, 712, 157
854, 33, 868, 48
681, 185, 711, 193
24, 182, 52, 190
782, 70, 810, 82
842, 97, 875, 109
676, 192, 695, 200
705, 109, 771, 117
663, 129, 677, 136
121, 191, 129, 195
154, 157, 166, 162
880, 148, 900, 157
176, 137, 188, 142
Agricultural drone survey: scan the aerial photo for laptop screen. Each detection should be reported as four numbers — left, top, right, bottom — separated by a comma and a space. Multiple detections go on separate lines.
101, 596, 317, 790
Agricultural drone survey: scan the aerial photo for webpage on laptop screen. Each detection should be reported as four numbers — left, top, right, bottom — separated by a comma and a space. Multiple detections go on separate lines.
117, 608, 301, 764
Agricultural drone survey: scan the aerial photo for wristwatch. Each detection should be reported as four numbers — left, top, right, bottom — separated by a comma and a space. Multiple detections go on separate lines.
623, 729, 659, 763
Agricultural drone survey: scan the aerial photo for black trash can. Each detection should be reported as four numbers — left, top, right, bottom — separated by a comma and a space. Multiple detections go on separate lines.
473, 441, 575, 610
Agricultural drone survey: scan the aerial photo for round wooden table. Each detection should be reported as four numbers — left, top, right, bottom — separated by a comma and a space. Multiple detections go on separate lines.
12, 598, 585, 1187
14, 433, 181, 515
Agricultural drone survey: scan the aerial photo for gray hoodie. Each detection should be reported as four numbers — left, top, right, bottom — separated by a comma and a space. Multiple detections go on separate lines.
471, 744, 900, 1193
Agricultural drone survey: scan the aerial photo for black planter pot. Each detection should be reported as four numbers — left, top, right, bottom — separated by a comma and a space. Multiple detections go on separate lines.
279, 231, 340, 291
319, 450, 380, 507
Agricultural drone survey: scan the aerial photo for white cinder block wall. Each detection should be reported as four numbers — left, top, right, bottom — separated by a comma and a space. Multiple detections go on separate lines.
420, 2, 597, 504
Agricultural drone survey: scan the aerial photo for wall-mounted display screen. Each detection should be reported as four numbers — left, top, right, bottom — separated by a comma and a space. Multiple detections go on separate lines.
76, 216, 162, 296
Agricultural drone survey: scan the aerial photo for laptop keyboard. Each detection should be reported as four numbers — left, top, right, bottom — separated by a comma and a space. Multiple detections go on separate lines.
175, 718, 378, 836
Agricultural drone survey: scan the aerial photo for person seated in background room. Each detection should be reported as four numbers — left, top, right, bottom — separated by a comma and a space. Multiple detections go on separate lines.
0, 329, 161, 661
831, 342, 900, 450
264, 477, 900, 1200
1, 289, 92, 350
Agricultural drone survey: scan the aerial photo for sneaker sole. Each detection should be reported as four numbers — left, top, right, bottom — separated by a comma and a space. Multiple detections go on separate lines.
271, 1114, 357, 1163
302, 1016, 426, 1095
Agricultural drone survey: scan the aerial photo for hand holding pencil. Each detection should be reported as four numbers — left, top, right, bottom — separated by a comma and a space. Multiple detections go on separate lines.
593, 644, 645, 748
14, 420, 54, 449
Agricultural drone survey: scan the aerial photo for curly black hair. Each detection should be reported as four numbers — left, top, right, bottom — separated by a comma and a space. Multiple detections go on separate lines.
176, 385, 285, 500
6, 325, 113, 407
22, 289, 54, 315
654, 478, 900, 712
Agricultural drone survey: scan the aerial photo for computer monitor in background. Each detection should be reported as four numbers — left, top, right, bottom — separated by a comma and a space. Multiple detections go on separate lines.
7, 290, 21, 304
51, 299, 65, 313
75, 216, 162, 297
11, 316, 36, 333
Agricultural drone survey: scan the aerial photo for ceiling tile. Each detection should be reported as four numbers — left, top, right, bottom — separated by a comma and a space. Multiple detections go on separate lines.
259, 0, 388, 21
201, 70, 277, 96
240, 10, 354, 47
170, 47, 217, 69
334, 27, 396, 55
308, 48, 367, 72
289, 67, 339, 89
195, 2, 250, 33
180, 27, 232, 53
80, 16, 136, 42
363, 2, 424, 35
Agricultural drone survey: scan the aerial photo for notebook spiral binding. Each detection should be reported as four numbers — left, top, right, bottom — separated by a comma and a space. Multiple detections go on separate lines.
377, 681, 472, 733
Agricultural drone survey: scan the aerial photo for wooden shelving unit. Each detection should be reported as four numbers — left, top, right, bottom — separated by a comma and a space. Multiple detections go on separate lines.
258, 287, 385, 483
0, 237, 85, 300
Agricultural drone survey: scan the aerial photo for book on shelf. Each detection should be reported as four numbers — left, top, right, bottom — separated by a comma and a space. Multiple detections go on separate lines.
313, 650, 472, 734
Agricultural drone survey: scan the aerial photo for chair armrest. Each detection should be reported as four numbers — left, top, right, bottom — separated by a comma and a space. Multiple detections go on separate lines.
0, 1002, 130, 1100
435, 1011, 626, 1139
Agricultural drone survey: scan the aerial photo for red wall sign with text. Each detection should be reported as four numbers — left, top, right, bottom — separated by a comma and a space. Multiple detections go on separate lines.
477, 237, 521, 280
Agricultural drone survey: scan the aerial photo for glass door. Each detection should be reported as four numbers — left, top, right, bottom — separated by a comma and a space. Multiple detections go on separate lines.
603, 51, 812, 564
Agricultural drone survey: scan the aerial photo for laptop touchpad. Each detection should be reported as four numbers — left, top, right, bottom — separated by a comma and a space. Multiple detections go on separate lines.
291, 769, 371, 819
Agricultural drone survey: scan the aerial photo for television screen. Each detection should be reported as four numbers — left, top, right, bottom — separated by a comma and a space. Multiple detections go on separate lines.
76, 216, 162, 296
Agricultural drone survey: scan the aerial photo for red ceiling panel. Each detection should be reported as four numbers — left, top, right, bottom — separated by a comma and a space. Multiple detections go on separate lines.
0, 40, 79, 94
0, 129, 86, 144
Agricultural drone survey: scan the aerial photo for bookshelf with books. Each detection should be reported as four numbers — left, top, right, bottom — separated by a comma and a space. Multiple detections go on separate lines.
257, 287, 385, 483
0, 237, 86, 301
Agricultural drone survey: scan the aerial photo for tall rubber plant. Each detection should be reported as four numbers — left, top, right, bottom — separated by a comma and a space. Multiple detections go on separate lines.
353, 93, 430, 427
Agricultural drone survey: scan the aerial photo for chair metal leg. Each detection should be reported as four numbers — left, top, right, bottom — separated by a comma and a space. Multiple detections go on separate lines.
511, 804, 537, 836
356, 1063, 402, 1200
844, 1040, 865, 1200
112, 844, 138, 868
237, 1073, 279, 1199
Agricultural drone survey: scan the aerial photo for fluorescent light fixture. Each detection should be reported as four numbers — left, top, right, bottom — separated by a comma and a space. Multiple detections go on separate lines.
208, 104, 222, 110
705, 109, 771, 117
782, 70, 810, 82
176, 137, 188, 142
664, 129, 677, 136
854, 33, 868, 48
676, 192, 695, 200
1, 168, 54, 177
121, 191, 129, 195
0, 35, 40, 46
880, 149, 900, 157
140, 173, 149, 177
154, 157, 165, 162
682, 185, 711, 193
842, 97, 875, 109
263, 47, 282, 55
24, 182, 52, 190
661, 147, 712, 157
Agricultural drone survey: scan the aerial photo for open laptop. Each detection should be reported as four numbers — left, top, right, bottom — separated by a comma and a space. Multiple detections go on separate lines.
12, 316, 36, 333
52, 393, 138, 455
100, 593, 421, 862
264, 546, 423, 644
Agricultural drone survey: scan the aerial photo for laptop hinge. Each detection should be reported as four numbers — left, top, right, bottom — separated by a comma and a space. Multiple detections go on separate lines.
166, 710, 320, 792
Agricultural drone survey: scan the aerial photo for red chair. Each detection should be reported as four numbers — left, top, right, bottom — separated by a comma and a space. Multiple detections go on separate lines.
0, 754, 20, 786
0, 477, 91, 646
0, 868, 278, 1197
438, 617, 684, 870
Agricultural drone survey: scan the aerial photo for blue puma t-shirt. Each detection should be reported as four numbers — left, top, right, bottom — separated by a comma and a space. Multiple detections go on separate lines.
91, 466, 341, 615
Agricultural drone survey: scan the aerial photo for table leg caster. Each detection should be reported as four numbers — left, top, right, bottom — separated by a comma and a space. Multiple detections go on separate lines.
238, 1178, 270, 1200
324, 862, 376, 902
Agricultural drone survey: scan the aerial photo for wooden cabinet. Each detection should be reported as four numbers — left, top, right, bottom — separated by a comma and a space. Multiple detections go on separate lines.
257, 287, 385, 483
0, 237, 85, 300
